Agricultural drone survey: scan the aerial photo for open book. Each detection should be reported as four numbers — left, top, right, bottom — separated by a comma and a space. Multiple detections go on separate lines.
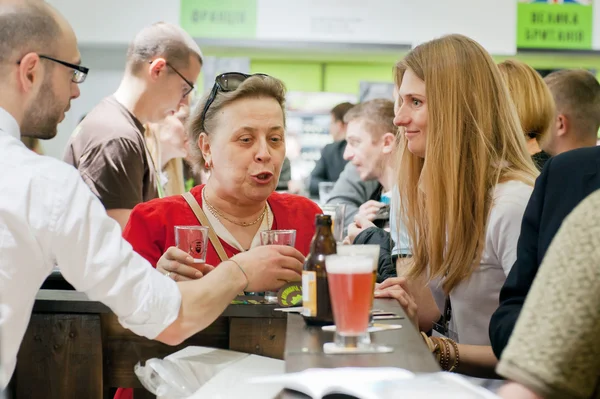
249, 367, 500, 399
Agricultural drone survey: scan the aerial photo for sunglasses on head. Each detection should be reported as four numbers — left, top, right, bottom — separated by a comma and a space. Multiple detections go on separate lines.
200, 72, 268, 132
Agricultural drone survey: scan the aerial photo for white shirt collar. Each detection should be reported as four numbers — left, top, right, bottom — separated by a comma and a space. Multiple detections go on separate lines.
0, 107, 21, 140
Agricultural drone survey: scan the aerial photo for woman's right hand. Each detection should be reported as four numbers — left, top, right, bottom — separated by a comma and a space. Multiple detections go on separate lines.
375, 277, 419, 328
231, 245, 305, 292
157, 247, 214, 282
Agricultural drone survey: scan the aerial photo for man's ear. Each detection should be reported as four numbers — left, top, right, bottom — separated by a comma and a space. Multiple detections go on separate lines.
381, 132, 397, 154
556, 114, 568, 137
16, 52, 42, 95
148, 58, 167, 82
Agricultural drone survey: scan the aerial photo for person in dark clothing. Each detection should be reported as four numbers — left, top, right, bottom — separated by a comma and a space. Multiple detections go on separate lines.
276, 157, 292, 190
309, 140, 348, 197
490, 69, 600, 358
352, 187, 411, 283
308, 102, 354, 196
498, 60, 555, 171
353, 228, 395, 282
530, 150, 551, 171
490, 145, 600, 359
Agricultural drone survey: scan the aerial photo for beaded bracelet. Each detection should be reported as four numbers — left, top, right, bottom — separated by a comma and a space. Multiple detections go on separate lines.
447, 338, 460, 372
437, 337, 448, 370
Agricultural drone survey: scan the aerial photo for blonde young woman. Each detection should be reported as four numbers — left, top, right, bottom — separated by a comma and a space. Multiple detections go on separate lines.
144, 105, 189, 197
498, 60, 556, 170
375, 34, 539, 382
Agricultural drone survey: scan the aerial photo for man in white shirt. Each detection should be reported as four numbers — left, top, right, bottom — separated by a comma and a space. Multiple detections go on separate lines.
0, 1, 303, 390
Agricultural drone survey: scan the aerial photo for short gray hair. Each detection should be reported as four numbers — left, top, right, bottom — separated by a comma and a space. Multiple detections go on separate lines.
344, 98, 396, 138
126, 22, 203, 74
544, 69, 600, 140
0, 1, 60, 65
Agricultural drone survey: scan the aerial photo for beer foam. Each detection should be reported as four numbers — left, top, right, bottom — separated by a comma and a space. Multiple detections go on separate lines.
325, 255, 374, 274
336, 244, 380, 258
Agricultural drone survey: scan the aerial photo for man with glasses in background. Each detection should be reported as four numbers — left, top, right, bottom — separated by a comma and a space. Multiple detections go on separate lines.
64, 22, 202, 230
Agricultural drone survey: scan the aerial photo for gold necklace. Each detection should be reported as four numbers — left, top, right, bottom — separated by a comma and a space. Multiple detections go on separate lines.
203, 188, 267, 227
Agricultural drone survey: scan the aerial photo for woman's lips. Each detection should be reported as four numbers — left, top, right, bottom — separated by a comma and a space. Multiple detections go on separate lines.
251, 172, 274, 185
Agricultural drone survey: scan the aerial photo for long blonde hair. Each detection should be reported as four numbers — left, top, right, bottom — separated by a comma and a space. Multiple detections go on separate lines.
498, 60, 555, 145
394, 34, 539, 293
145, 108, 188, 196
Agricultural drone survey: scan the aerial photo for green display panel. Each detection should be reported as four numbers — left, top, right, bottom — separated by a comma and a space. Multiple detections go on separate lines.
180, 0, 257, 39
517, 1, 593, 50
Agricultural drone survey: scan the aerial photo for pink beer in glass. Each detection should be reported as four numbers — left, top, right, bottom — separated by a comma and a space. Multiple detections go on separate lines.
325, 255, 375, 338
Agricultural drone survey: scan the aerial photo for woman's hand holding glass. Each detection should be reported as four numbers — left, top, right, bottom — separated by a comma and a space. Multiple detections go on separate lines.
232, 245, 304, 292
157, 247, 215, 282
375, 277, 419, 328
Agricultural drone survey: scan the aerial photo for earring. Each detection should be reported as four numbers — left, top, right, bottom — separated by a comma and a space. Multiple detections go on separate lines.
205, 161, 211, 169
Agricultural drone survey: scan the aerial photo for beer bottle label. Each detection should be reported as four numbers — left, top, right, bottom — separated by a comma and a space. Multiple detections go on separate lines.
301, 270, 317, 317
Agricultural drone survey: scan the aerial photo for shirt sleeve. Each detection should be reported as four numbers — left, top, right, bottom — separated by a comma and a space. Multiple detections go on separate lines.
390, 187, 411, 256
496, 190, 600, 399
78, 137, 146, 210
46, 167, 180, 339
488, 186, 532, 276
489, 164, 551, 359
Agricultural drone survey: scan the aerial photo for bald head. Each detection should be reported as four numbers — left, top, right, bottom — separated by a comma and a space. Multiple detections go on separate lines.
0, 1, 82, 140
126, 22, 203, 75
0, 1, 62, 68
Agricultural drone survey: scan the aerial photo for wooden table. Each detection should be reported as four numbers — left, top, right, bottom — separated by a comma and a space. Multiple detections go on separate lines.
12, 289, 287, 399
279, 299, 440, 398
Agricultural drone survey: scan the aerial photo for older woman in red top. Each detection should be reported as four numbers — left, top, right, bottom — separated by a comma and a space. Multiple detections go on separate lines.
123, 73, 321, 280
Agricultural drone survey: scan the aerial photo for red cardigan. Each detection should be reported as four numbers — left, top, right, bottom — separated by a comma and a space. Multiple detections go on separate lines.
123, 185, 322, 267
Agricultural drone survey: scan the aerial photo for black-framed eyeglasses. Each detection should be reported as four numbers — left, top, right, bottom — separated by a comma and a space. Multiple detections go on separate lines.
200, 72, 268, 132
165, 62, 195, 98
17, 55, 89, 84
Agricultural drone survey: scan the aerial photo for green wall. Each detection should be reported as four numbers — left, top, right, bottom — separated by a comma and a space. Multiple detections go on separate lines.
198, 45, 600, 95
240, 53, 600, 95
323, 63, 394, 94
250, 61, 323, 92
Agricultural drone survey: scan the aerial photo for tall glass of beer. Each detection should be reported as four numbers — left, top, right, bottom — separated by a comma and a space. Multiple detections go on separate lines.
325, 251, 377, 349
336, 244, 380, 327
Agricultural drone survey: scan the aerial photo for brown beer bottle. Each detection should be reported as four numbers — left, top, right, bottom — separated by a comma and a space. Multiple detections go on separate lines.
302, 214, 336, 326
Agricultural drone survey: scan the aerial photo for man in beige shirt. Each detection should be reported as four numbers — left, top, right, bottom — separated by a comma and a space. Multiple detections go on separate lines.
64, 23, 202, 229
